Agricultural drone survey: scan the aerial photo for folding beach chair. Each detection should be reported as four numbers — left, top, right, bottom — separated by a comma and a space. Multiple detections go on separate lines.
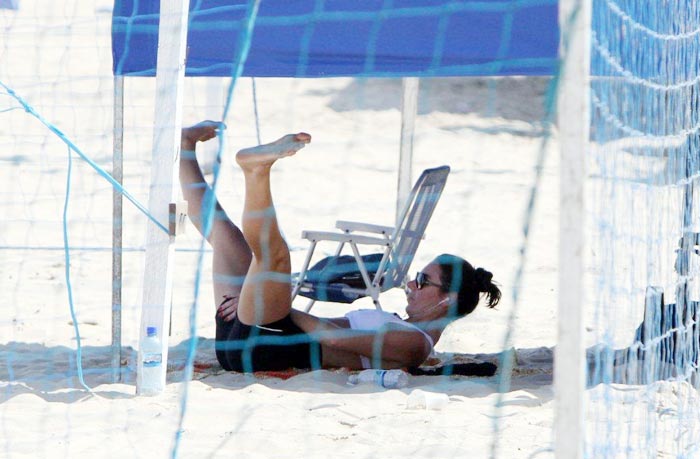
292, 165, 450, 312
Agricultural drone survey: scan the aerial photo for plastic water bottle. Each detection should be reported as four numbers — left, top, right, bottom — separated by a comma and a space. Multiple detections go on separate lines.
139, 326, 163, 396
348, 369, 409, 389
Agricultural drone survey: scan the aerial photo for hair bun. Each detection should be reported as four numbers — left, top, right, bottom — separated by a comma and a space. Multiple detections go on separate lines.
474, 267, 493, 292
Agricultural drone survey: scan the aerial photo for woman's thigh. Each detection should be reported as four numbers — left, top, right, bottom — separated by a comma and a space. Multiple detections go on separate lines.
236, 253, 293, 325
210, 218, 253, 301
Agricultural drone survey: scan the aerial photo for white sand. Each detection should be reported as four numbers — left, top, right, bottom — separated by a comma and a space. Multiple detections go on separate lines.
3, 2, 696, 458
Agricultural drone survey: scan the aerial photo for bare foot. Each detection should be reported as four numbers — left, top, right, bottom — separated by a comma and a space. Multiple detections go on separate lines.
181, 120, 226, 151
236, 133, 311, 170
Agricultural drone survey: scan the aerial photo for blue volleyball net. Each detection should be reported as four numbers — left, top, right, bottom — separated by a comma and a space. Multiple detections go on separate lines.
586, 0, 700, 457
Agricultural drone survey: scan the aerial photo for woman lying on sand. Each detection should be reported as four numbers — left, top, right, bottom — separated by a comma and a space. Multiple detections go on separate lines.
180, 121, 501, 372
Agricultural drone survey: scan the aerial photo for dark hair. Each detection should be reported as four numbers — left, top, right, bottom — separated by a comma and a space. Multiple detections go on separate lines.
434, 253, 501, 316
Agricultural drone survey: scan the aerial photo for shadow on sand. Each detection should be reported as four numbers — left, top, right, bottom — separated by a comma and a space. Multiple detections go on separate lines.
1, 338, 560, 405
311, 77, 551, 124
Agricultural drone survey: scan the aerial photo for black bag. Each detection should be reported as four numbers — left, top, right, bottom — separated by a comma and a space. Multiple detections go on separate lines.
304, 253, 384, 288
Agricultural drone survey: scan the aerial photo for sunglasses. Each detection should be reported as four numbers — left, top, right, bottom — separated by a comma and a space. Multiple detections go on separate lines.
415, 271, 444, 290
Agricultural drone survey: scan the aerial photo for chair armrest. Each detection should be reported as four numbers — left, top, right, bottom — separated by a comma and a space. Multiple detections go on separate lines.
335, 220, 394, 236
301, 230, 391, 246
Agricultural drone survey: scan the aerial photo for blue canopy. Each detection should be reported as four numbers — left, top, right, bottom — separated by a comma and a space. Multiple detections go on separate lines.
112, 0, 559, 78
0, 0, 19, 10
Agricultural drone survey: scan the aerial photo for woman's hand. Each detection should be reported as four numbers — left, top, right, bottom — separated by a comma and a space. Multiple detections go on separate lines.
217, 294, 239, 322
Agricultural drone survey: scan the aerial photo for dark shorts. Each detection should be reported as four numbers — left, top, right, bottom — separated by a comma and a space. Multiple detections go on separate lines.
215, 313, 323, 372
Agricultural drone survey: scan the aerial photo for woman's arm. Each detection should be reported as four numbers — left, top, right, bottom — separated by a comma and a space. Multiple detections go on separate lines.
290, 310, 431, 368
325, 317, 351, 327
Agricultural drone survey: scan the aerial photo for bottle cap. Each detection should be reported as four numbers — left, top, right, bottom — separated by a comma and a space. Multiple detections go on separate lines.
146, 326, 157, 336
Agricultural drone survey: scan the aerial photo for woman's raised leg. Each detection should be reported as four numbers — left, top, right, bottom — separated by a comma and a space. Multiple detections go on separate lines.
234, 133, 311, 325
180, 121, 252, 318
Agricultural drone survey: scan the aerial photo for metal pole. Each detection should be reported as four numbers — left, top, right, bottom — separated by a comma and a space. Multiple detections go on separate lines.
555, 0, 591, 457
136, 0, 191, 396
111, 75, 124, 383
397, 77, 419, 224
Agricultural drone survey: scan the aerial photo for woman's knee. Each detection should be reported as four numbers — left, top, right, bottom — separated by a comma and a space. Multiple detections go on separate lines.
254, 247, 291, 273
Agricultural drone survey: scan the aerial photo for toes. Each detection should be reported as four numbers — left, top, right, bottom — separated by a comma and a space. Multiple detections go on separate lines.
270, 132, 311, 146
295, 132, 311, 143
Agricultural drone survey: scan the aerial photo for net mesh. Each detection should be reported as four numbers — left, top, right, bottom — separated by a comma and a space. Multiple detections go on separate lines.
587, 0, 700, 457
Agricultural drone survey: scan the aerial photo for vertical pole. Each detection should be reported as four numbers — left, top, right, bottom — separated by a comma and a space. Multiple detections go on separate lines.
112, 75, 124, 383
136, 0, 190, 395
397, 77, 419, 223
555, 0, 591, 458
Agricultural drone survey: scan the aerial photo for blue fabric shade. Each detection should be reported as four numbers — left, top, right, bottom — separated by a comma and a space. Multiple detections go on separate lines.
112, 0, 560, 78
0, 0, 19, 10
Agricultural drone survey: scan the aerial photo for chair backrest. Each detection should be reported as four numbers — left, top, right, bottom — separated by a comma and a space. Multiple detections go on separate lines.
380, 165, 450, 290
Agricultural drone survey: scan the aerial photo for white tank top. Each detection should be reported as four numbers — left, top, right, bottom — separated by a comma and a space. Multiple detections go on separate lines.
344, 309, 435, 369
